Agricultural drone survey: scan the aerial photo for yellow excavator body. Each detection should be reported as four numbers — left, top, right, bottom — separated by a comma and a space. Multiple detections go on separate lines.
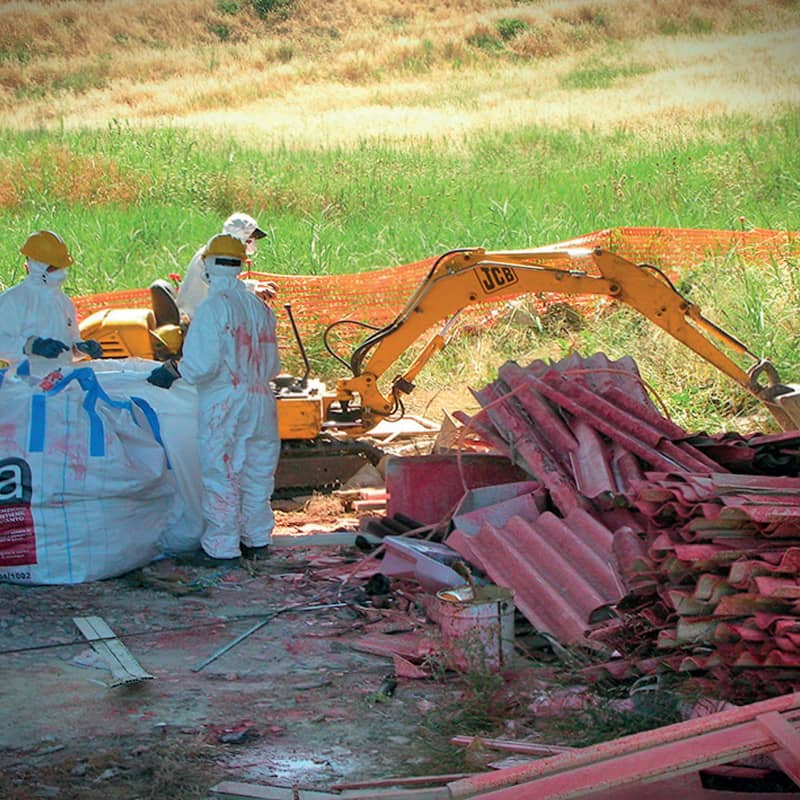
80, 308, 159, 361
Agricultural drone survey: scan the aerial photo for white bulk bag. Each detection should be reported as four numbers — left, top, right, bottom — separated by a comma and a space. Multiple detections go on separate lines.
0, 364, 181, 584
84, 358, 205, 553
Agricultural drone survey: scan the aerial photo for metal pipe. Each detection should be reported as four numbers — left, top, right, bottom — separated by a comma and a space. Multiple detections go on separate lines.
284, 302, 310, 387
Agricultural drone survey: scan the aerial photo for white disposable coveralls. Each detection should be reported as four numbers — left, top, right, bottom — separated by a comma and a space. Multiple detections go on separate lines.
179, 261, 281, 559
176, 214, 261, 318
175, 245, 209, 319
0, 259, 80, 362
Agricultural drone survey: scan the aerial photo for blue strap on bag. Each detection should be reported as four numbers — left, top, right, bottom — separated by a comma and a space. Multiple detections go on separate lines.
131, 396, 171, 469
28, 367, 168, 461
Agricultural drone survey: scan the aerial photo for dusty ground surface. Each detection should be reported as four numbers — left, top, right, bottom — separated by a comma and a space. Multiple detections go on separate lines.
0, 497, 548, 800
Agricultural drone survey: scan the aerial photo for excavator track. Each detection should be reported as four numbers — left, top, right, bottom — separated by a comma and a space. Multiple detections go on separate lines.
274, 434, 385, 497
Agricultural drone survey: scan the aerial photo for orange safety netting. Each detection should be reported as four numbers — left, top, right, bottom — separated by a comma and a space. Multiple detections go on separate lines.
73, 226, 799, 358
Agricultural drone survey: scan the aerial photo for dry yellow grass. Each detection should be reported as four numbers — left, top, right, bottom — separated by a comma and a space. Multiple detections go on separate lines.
0, 144, 150, 210
104, 28, 796, 151
1, 0, 798, 139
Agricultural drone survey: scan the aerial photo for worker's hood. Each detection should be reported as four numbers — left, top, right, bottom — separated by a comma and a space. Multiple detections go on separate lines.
204, 261, 242, 286
25, 258, 68, 289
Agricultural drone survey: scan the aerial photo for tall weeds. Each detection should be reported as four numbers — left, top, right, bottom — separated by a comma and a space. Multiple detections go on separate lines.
1, 2, 798, 432
2, 110, 797, 291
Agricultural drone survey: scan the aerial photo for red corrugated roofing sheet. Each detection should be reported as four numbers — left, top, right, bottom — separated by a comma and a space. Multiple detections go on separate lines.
444, 351, 800, 696
447, 508, 624, 643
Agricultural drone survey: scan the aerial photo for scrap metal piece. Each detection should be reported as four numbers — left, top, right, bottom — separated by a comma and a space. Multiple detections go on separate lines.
72, 616, 154, 687
192, 603, 347, 672
380, 537, 469, 593
210, 781, 341, 799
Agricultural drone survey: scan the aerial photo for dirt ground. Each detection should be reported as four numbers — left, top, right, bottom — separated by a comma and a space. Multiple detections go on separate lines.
0, 497, 549, 800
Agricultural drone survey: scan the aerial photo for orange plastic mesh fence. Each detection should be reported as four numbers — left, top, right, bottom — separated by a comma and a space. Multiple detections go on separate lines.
73, 226, 799, 358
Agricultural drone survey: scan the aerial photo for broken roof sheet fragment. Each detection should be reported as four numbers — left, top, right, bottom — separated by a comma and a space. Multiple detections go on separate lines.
450, 481, 545, 536
350, 631, 438, 663
446, 507, 623, 642
447, 481, 544, 574
570, 419, 617, 500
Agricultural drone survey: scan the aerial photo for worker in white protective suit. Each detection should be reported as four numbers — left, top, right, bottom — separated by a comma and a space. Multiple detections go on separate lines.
0, 230, 104, 364
147, 234, 281, 565
176, 212, 276, 320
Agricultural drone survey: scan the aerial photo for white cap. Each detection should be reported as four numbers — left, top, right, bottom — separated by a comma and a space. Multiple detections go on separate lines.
223, 212, 266, 243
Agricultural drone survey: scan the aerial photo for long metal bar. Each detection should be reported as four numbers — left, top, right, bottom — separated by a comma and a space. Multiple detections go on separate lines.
191, 602, 346, 672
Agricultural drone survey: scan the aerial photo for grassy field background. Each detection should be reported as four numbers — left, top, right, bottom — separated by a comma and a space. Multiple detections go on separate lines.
1, 0, 799, 432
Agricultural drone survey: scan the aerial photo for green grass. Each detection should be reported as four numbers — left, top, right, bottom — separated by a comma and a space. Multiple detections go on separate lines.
657, 15, 715, 36
559, 62, 655, 90
0, 110, 798, 430
1, 109, 797, 290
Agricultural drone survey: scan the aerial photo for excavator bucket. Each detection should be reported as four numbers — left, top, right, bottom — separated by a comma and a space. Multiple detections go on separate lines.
767, 389, 800, 432
749, 361, 800, 432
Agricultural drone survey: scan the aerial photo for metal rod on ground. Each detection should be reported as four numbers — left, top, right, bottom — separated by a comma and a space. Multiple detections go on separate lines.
450, 736, 576, 755
191, 602, 346, 672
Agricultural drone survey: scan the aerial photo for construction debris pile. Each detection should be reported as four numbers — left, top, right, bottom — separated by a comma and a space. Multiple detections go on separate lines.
445, 353, 800, 700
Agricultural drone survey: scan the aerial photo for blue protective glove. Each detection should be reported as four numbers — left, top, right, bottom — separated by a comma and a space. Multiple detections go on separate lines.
29, 337, 70, 358
74, 339, 104, 359
147, 360, 180, 389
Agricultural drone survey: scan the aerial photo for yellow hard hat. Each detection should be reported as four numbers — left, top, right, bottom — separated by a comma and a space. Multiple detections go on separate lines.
20, 230, 74, 269
203, 233, 247, 262
151, 324, 184, 358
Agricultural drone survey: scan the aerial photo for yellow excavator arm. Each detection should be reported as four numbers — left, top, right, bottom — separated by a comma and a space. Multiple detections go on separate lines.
331, 247, 800, 433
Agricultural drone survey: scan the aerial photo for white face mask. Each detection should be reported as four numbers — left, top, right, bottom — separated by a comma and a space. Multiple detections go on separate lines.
46, 268, 68, 288
203, 257, 241, 284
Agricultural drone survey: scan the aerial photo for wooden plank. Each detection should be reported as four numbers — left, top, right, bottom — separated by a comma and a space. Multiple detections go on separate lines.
73, 616, 154, 687
332, 773, 475, 790
450, 736, 576, 756
448, 692, 800, 799
353, 500, 387, 512
461, 715, 800, 799
210, 780, 450, 800
271, 532, 380, 548
757, 711, 800, 785
341, 788, 449, 799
